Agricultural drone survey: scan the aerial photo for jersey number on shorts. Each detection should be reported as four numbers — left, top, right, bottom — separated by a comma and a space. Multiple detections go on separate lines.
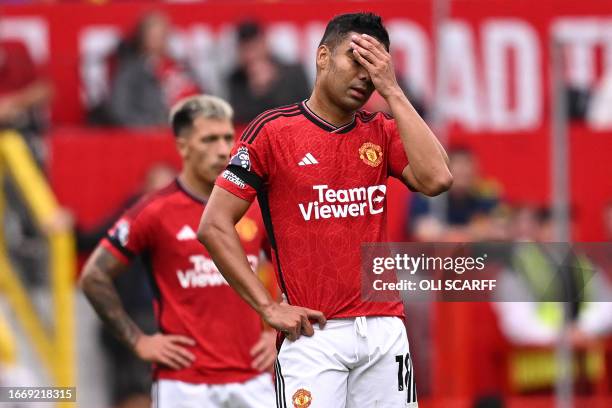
395, 352, 417, 403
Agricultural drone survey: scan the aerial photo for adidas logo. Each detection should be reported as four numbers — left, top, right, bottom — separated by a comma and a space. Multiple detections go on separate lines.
298, 153, 319, 166
176, 225, 197, 241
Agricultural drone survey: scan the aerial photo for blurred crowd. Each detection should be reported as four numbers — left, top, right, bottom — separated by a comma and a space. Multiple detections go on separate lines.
85, 12, 311, 128
405, 147, 612, 400
5, 9, 612, 132
1, 8, 612, 408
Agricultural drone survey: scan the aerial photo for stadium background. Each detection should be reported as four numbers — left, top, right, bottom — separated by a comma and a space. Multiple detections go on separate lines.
0, 0, 611, 407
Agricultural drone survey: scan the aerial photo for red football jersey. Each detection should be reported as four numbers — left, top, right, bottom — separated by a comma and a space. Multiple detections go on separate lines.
102, 179, 266, 384
216, 101, 408, 319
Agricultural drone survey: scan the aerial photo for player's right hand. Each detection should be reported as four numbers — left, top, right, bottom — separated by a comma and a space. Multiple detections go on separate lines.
134, 333, 196, 370
261, 303, 326, 341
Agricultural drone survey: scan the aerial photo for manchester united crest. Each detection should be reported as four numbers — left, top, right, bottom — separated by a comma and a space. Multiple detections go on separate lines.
359, 142, 383, 167
292, 388, 312, 408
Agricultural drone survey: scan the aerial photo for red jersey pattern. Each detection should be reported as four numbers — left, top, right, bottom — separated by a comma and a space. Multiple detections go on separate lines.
102, 179, 266, 385
216, 101, 408, 319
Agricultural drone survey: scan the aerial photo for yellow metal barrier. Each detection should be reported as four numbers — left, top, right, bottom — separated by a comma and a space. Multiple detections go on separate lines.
0, 131, 75, 406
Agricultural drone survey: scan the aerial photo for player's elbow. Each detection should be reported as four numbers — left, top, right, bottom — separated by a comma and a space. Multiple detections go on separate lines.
77, 272, 88, 291
197, 216, 223, 249
197, 223, 210, 246
421, 170, 453, 197
78, 250, 109, 294
78, 265, 97, 295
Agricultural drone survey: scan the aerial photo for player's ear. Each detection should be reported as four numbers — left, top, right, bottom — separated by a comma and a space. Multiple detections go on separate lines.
175, 135, 189, 159
316, 44, 330, 71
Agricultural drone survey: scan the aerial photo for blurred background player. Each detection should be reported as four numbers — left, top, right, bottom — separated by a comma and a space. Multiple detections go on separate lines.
200, 12, 451, 407
75, 163, 176, 408
79, 95, 276, 408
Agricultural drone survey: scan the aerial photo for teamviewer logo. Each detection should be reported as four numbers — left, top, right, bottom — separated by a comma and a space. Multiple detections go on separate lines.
298, 184, 387, 221
367, 185, 387, 214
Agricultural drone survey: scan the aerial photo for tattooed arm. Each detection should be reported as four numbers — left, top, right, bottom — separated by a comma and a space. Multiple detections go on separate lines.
80, 246, 140, 347
79, 245, 196, 370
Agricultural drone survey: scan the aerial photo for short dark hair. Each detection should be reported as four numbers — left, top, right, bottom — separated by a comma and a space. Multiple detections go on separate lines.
319, 12, 390, 51
237, 20, 263, 44
169, 95, 233, 137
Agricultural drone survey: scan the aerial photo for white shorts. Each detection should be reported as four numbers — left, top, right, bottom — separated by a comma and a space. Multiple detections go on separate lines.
275, 316, 418, 408
151, 373, 275, 408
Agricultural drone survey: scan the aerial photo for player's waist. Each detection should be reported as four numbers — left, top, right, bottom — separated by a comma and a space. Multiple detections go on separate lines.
311, 315, 405, 328
328, 307, 405, 320
302, 300, 405, 321
154, 365, 260, 385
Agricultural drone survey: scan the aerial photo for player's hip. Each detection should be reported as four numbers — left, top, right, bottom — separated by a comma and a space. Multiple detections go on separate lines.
278, 316, 408, 362
275, 316, 417, 408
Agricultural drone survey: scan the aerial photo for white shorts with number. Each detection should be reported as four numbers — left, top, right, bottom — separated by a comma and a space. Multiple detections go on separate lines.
275, 316, 418, 408
151, 373, 275, 408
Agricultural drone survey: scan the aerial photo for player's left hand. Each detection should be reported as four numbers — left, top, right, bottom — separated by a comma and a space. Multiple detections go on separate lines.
250, 330, 277, 372
350, 33, 401, 99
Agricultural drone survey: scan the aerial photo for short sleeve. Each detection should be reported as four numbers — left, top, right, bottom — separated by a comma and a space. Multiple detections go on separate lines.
100, 202, 152, 264
215, 124, 271, 202
383, 115, 409, 180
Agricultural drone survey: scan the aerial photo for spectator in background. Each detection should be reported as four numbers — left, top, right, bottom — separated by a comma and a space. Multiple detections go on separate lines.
228, 21, 310, 123
493, 205, 612, 392
408, 148, 500, 242
0, 38, 52, 161
110, 11, 200, 127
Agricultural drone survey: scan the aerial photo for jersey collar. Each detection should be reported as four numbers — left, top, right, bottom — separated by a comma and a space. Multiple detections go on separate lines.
300, 100, 357, 134
175, 178, 208, 205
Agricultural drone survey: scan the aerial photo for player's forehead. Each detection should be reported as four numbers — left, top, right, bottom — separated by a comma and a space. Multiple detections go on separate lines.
334, 31, 359, 53
190, 116, 234, 137
332, 30, 388, 54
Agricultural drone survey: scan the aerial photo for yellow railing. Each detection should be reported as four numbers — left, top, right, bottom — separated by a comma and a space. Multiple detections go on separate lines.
0, 131, 75, 406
